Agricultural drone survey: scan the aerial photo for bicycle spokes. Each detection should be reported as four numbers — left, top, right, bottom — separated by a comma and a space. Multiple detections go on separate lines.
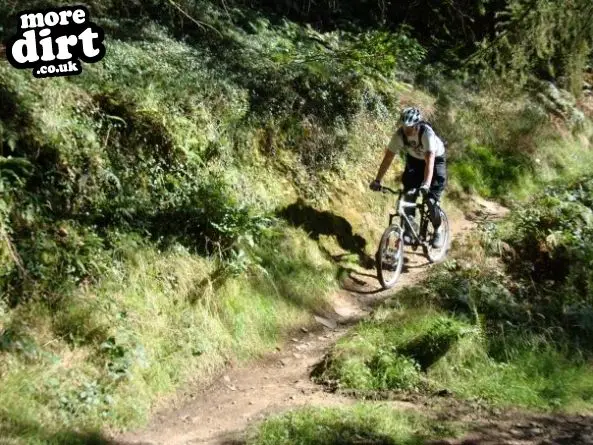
376, 226, 404, 288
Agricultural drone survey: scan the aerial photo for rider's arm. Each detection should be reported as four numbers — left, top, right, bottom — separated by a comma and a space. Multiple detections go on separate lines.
423, 151, 435, 187
421, 128, 436, 187
375, 150, 396, 182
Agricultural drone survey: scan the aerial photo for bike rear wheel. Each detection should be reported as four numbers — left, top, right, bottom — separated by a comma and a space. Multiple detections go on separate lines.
423, 208, 450, 263
376, 224, 405, 289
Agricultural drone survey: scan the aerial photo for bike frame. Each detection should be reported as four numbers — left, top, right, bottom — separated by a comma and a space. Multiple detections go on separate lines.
386, 188, 430, 246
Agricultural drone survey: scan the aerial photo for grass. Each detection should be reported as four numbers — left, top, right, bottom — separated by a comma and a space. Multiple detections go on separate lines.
315, 176, 593, 413
247, 404, 461, 445
2, 1, 593, 442
434, 83, 593, 203
430, 338, 593, 412
316, 305, 593, 412
317, 186, 593, 412
0, 227, 338, 443
316, 310, 477, 393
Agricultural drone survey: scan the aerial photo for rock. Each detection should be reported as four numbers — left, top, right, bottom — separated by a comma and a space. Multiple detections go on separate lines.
293, 353, 302, 359
223, 375, 231, 383
301, 327, 309, 333
291, 338, 300, 343
315, 316, 337, 330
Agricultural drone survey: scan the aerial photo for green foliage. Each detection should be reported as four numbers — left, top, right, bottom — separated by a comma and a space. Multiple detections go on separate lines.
317, 313, 472, 393
473, 0, 593, 95
318, 176, 593, 409
421, 79, 590, 201
248, 405, 459, 445
228, 0, 504, 64
450, 144, 531, 197
369, 352, 421, 391
319, 279, 593, 410
501, 175, 593, 344
0, 226, 337, 443
430, 332, 593, 410
264, 24, 426, 80
226, 18, 424, 171
343, 175, 593, 410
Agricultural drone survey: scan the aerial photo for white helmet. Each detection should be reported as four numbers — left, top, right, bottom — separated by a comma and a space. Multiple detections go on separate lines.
400, 107, 423, 127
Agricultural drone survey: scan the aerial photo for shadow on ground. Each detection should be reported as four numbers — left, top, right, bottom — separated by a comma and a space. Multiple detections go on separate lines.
430, 413, 593, 445
278, 199, 376, 269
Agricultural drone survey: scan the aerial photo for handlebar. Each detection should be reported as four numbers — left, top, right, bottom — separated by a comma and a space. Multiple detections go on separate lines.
380, 186, 401, 195
380, 186, 420, 196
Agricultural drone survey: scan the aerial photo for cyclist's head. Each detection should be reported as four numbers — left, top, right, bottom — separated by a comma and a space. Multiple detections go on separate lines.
400, 107, 423, 128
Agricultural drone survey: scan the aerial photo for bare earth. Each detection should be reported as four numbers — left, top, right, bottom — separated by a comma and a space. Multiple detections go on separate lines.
113, 199, 593, 445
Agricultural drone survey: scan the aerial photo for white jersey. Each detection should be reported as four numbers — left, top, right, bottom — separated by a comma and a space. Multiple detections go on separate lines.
387, 125, 446, 160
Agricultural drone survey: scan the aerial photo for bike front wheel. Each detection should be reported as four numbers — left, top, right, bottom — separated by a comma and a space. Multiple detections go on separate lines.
376, 224, 405, 289
423, 208, 451, 263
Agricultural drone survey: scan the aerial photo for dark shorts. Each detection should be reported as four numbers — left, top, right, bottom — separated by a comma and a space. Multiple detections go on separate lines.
401, 154, 447, 200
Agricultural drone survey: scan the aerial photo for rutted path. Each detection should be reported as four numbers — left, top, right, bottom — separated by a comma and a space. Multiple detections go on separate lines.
114, 199, 505, 445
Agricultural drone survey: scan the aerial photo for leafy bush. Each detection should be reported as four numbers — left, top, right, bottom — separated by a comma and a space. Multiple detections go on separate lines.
502, 175, 593, 342
414, 174, 593, 353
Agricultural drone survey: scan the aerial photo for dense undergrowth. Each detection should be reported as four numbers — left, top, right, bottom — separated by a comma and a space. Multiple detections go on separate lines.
316, 174, 593, 412
0, 0, 592, 442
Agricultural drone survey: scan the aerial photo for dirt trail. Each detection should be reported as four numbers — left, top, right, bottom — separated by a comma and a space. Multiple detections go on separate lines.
115, 199, 504, 445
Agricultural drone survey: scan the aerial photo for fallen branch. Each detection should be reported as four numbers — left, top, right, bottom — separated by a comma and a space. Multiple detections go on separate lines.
166, 0, 223, 38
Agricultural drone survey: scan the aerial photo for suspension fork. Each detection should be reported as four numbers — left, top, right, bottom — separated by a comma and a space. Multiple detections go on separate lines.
416, 199, 425, 240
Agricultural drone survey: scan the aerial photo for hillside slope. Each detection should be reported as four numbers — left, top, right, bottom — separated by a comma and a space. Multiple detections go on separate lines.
1, 1, 593, 443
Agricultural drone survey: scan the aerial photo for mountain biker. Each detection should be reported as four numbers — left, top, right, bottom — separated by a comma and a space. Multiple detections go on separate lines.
369, 107, 447, 248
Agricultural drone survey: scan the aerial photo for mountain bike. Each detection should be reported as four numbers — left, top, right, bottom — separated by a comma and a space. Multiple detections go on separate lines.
375, 187, 450, 289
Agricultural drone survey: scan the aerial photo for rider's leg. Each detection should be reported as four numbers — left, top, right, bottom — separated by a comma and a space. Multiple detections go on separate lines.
427, 157, 447, 225
427, 157, 447, 247
402, 156, 424, 241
